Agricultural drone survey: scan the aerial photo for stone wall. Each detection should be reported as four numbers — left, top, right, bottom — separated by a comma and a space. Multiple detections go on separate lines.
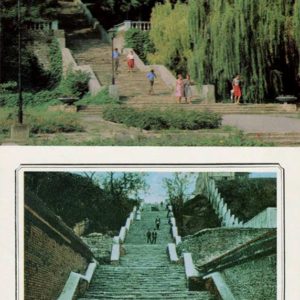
25, 196, 94, 300
222, 254, 276, 300
178, 228, 270, 266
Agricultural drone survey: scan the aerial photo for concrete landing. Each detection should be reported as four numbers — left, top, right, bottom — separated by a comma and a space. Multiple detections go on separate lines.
222, 114, 300, 133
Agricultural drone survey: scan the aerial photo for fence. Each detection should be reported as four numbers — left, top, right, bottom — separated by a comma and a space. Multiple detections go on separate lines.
114, 21, 151, 32
26, 20, 58, 31
195, 173, 277, 228
199, 173, 243, 227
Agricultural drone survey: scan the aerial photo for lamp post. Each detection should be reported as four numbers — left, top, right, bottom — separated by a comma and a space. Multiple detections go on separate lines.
17, 0, 23, 124
107, 28, 119, 100
10, 0, 29, 141
111, 29, 116, 85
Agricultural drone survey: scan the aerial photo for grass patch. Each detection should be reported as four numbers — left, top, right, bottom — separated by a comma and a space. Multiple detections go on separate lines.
0, 107, 83, 135
77, 88, 120, 105
103, 106, 222, 130
29, 131, 272, 146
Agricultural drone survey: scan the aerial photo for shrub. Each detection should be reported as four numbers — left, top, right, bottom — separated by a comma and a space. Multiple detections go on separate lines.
57, 69, 90, 97
125, 29, 154, 63
48, 38, 63, 87
0, 90, 61, 107
77, 88, 120, 105
0, 81, 17, 93
102, 106, 222, 130
27, 110, 83, 134
0, 108, 82, 134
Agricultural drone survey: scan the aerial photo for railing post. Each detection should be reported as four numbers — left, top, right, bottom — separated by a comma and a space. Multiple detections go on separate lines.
51, 20, 59, 30
124, 20, 132, 30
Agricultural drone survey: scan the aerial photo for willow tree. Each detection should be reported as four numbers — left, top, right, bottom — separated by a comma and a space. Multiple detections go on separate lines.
294, 0, 300, 72
148, 1, 191, 74
189, 0, 299, 102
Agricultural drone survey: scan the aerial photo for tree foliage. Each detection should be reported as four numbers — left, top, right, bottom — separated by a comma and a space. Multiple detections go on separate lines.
25, 172, 142, 233
100, 172, 149, 200
163, 173, 193, 226
148, 1, 190, 74
0, 0, 59, 87
149, 0, 300, 102
215, 177, 277, 221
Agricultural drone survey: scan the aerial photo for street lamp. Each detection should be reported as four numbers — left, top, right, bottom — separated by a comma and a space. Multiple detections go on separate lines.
17, 0, 23, 124
110, 29, 116, 85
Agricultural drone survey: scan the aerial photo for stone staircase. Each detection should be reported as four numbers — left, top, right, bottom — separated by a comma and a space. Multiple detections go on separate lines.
78, 204, 214, 299
57, 1, 299, 115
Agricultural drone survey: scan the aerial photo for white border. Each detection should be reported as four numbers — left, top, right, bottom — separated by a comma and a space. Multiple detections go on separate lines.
1, 146, 300, 299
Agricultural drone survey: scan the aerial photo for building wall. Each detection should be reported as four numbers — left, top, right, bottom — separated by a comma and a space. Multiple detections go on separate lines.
24, 198, 93, 300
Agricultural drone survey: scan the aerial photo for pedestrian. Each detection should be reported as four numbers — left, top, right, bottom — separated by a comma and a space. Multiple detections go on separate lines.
127, 50, 135, 72
232, 74, 242, 104
184, 74, 192, 104
152, 229, 157, 244
155, 216, 160, 230
146, 229, 151, 244
175, 74, 184, 103
147, 69, 157, 95
112, 48, 120, 73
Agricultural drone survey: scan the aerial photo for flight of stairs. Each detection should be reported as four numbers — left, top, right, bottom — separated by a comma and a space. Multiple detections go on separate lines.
57, 1, 299, 115
78, 204, 214, 299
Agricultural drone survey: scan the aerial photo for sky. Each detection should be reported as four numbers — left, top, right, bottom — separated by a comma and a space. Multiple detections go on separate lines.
83, 171, 276, 204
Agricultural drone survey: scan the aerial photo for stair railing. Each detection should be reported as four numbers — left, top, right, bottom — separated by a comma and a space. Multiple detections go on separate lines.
111, 205, 138, 264
199, 173, 243, 227
196, 173, 277, 229
26, 20, 58, 31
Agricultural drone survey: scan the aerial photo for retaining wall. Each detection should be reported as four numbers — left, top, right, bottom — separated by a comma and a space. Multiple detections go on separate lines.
25, 196, 93, 300
222, 254, 276, 300
245, 207, 277, 228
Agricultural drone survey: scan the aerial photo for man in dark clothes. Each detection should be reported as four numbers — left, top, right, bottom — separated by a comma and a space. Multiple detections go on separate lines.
146, 229, 151, 243
152, 229, 157, 244
155, 217, 160, 230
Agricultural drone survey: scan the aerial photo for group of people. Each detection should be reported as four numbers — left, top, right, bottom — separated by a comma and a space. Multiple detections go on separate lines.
112, 48, 135, 73
113, 48, 243, 103
145, 216, 161, 244
175, 74, 193, 104
146, 228, 158, 244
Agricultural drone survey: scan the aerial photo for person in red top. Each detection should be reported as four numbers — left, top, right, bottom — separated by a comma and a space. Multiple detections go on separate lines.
232, 74, 242, 104
127, 51, 135, 72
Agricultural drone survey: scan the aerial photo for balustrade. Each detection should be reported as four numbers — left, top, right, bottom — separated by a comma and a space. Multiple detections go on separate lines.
26, 20, 58, 31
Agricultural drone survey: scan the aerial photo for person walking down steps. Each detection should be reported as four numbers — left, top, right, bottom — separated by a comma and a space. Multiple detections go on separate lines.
151, 229, 158, 244
127, 50, 135, 72
147, 69, 157, 95
146, 229, 152, 244
155, 216, 161, 230
112, 48, 120, 74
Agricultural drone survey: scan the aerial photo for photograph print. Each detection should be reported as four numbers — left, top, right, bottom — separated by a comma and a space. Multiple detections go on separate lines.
22, 168, 281, 299
0, 0, 299, 146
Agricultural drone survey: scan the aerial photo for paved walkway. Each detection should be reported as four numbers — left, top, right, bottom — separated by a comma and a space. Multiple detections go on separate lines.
222, 114, 300, 133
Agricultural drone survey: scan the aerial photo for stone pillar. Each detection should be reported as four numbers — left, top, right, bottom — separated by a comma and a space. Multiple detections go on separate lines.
200, 85, 216, 104
124, 20, 131, 31
10, 124, 30, 141
109, 85, 119, 100
51, 20, 59, 30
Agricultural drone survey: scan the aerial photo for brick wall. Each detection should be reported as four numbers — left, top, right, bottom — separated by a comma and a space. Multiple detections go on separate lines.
24, 196, 94, 300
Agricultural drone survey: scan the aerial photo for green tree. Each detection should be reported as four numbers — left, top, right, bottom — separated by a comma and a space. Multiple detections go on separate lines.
101, 172, 149, 200
149, 0, 299, 102
188, 0, 299, 102
163, 173, 193, 227
25, 172, 139, 233
148, 1, 190, 74
0, 0, 58, 86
